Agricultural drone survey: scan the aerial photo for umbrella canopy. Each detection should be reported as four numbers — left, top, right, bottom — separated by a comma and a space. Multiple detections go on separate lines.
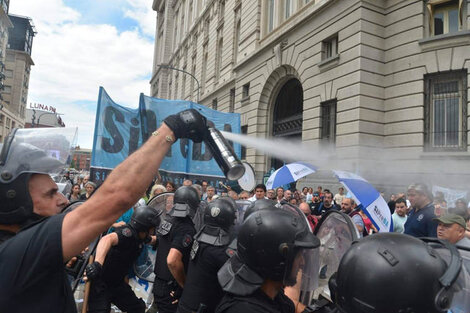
333, 170, 392, 232
266, 162, 317, 190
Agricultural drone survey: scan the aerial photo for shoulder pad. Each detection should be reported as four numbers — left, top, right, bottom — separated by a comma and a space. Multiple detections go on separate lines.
158, 219, 173, 235
121, 227, 133, 238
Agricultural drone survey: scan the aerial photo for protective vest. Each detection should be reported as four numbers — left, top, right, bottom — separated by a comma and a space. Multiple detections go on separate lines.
154, 217, 174, 281
180, 243, 228, 312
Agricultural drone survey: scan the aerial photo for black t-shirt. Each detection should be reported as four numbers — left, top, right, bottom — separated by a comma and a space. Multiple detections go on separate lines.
216, 289, 295, 313
101, 226, 144, 286
179, 243, 229, 312
0, 214, 76, 313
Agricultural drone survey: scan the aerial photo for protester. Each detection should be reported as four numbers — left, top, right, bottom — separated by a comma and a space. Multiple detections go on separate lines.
309, 191, 322, 215
275, 187, 284, 204
313, 191, 339, 217
248, 184, 267, 202
67, 183, 81, 202
238, 190, 250, 200
150, 183, 167, 197
80, 181, 96, 200
0, 108, 208, 312
404, 183, 437, 237
165, 181, 176, 193
340, 198, 365, 237
392, 198, 408, 233
334, 187, 346, 206
299, 202, 318, 231
435, 214, 470, 248
267, 189, 276, 200
206, 185, 216, 202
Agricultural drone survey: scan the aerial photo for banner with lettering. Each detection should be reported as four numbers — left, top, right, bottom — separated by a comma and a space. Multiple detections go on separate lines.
91, 87, 241, 186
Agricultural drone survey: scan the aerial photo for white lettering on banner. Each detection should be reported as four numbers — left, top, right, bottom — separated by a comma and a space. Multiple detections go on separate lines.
29, 102, 57, 113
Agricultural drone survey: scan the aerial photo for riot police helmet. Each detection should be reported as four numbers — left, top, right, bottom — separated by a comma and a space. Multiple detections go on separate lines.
240, 206, 319, 281
242, 198, 277, 221
329, 233, 462, 313
129, 205, 162, 233
0, 128, 76, 225
204, 197, 237, 230
170, 185, 200, 218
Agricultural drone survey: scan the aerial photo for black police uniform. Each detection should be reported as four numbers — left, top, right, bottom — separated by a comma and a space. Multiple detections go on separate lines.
0, 214, 77, 313
177, 241, 233, 313
88, 225, 147, 313
153, 215, 196, 313
216, 289, 295, 313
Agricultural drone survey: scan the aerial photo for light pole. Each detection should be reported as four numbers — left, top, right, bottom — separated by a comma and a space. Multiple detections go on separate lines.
158, 64, 200, 103
32, 109, 64, 127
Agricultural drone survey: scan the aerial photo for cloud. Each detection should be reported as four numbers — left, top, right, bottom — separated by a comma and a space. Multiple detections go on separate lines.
8, 0, 155, 149
123, 0, 156, 37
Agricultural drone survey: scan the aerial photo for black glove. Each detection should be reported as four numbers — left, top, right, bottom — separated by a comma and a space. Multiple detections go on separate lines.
163, 109, 208, 143
168, 281, 183, 299
85, 261, 102, 281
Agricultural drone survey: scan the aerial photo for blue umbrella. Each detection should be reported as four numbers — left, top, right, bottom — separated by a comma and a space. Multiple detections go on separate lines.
265, 162, 317, 190
333, 170, 392, 232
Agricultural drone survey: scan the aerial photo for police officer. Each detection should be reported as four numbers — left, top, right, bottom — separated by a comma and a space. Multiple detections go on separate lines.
306, 233, 466, 313
84, 205, 161, 313
216, 204, 320, 313
177, 197, 237, 313
0, 109, 208, 312
151, 185, 200, 313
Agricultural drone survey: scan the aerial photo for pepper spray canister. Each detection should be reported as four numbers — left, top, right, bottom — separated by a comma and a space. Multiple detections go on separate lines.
204, 127, 245, 181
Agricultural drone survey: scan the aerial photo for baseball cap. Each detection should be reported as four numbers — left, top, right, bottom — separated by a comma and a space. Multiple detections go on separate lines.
434, 214, 467, 229
313, 192, 320, 196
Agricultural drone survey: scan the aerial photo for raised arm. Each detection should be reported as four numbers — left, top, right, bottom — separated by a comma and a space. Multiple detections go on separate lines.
61, 109, 207, 261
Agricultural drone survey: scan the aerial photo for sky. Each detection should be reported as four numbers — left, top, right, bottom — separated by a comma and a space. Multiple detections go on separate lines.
9, 0, 156, 149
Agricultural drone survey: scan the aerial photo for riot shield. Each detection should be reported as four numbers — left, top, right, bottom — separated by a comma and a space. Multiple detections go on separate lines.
313, 210, 360, 301
134, 192, 174, 283
427, 242, 470, 313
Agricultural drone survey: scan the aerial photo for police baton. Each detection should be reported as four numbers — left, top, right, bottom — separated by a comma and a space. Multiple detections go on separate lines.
81, 254, 94, 313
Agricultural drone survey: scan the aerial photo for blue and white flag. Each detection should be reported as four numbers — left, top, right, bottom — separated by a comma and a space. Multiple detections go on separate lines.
333, 170, 392, 232
91, 87, 241, 186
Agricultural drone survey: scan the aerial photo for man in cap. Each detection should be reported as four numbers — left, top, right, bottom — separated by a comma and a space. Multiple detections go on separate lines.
435, 213, 470, 248
0, 109, 208, 312
404, 183, 437, 237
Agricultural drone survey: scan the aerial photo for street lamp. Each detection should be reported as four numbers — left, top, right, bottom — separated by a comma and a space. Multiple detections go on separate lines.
31, 109, 64, 127
158, 64, 200, 103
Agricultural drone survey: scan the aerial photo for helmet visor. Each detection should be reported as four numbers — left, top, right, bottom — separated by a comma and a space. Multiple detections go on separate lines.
0, 127, 77, 182
284, 246, 320, 306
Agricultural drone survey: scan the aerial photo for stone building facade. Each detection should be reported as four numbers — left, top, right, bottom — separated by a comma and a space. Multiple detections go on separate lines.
0, 0, 12, 143
150, 0, 470, 191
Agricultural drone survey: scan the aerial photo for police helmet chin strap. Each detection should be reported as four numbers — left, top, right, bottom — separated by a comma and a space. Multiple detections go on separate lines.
421, 237, 462, 311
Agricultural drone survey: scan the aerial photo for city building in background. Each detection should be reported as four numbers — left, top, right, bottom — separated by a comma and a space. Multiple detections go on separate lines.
71, 147, 92, 171
150, 0, 470, 190
0, 0, 12, 142
0, 12, 35, 142
24, 102, 65, 128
